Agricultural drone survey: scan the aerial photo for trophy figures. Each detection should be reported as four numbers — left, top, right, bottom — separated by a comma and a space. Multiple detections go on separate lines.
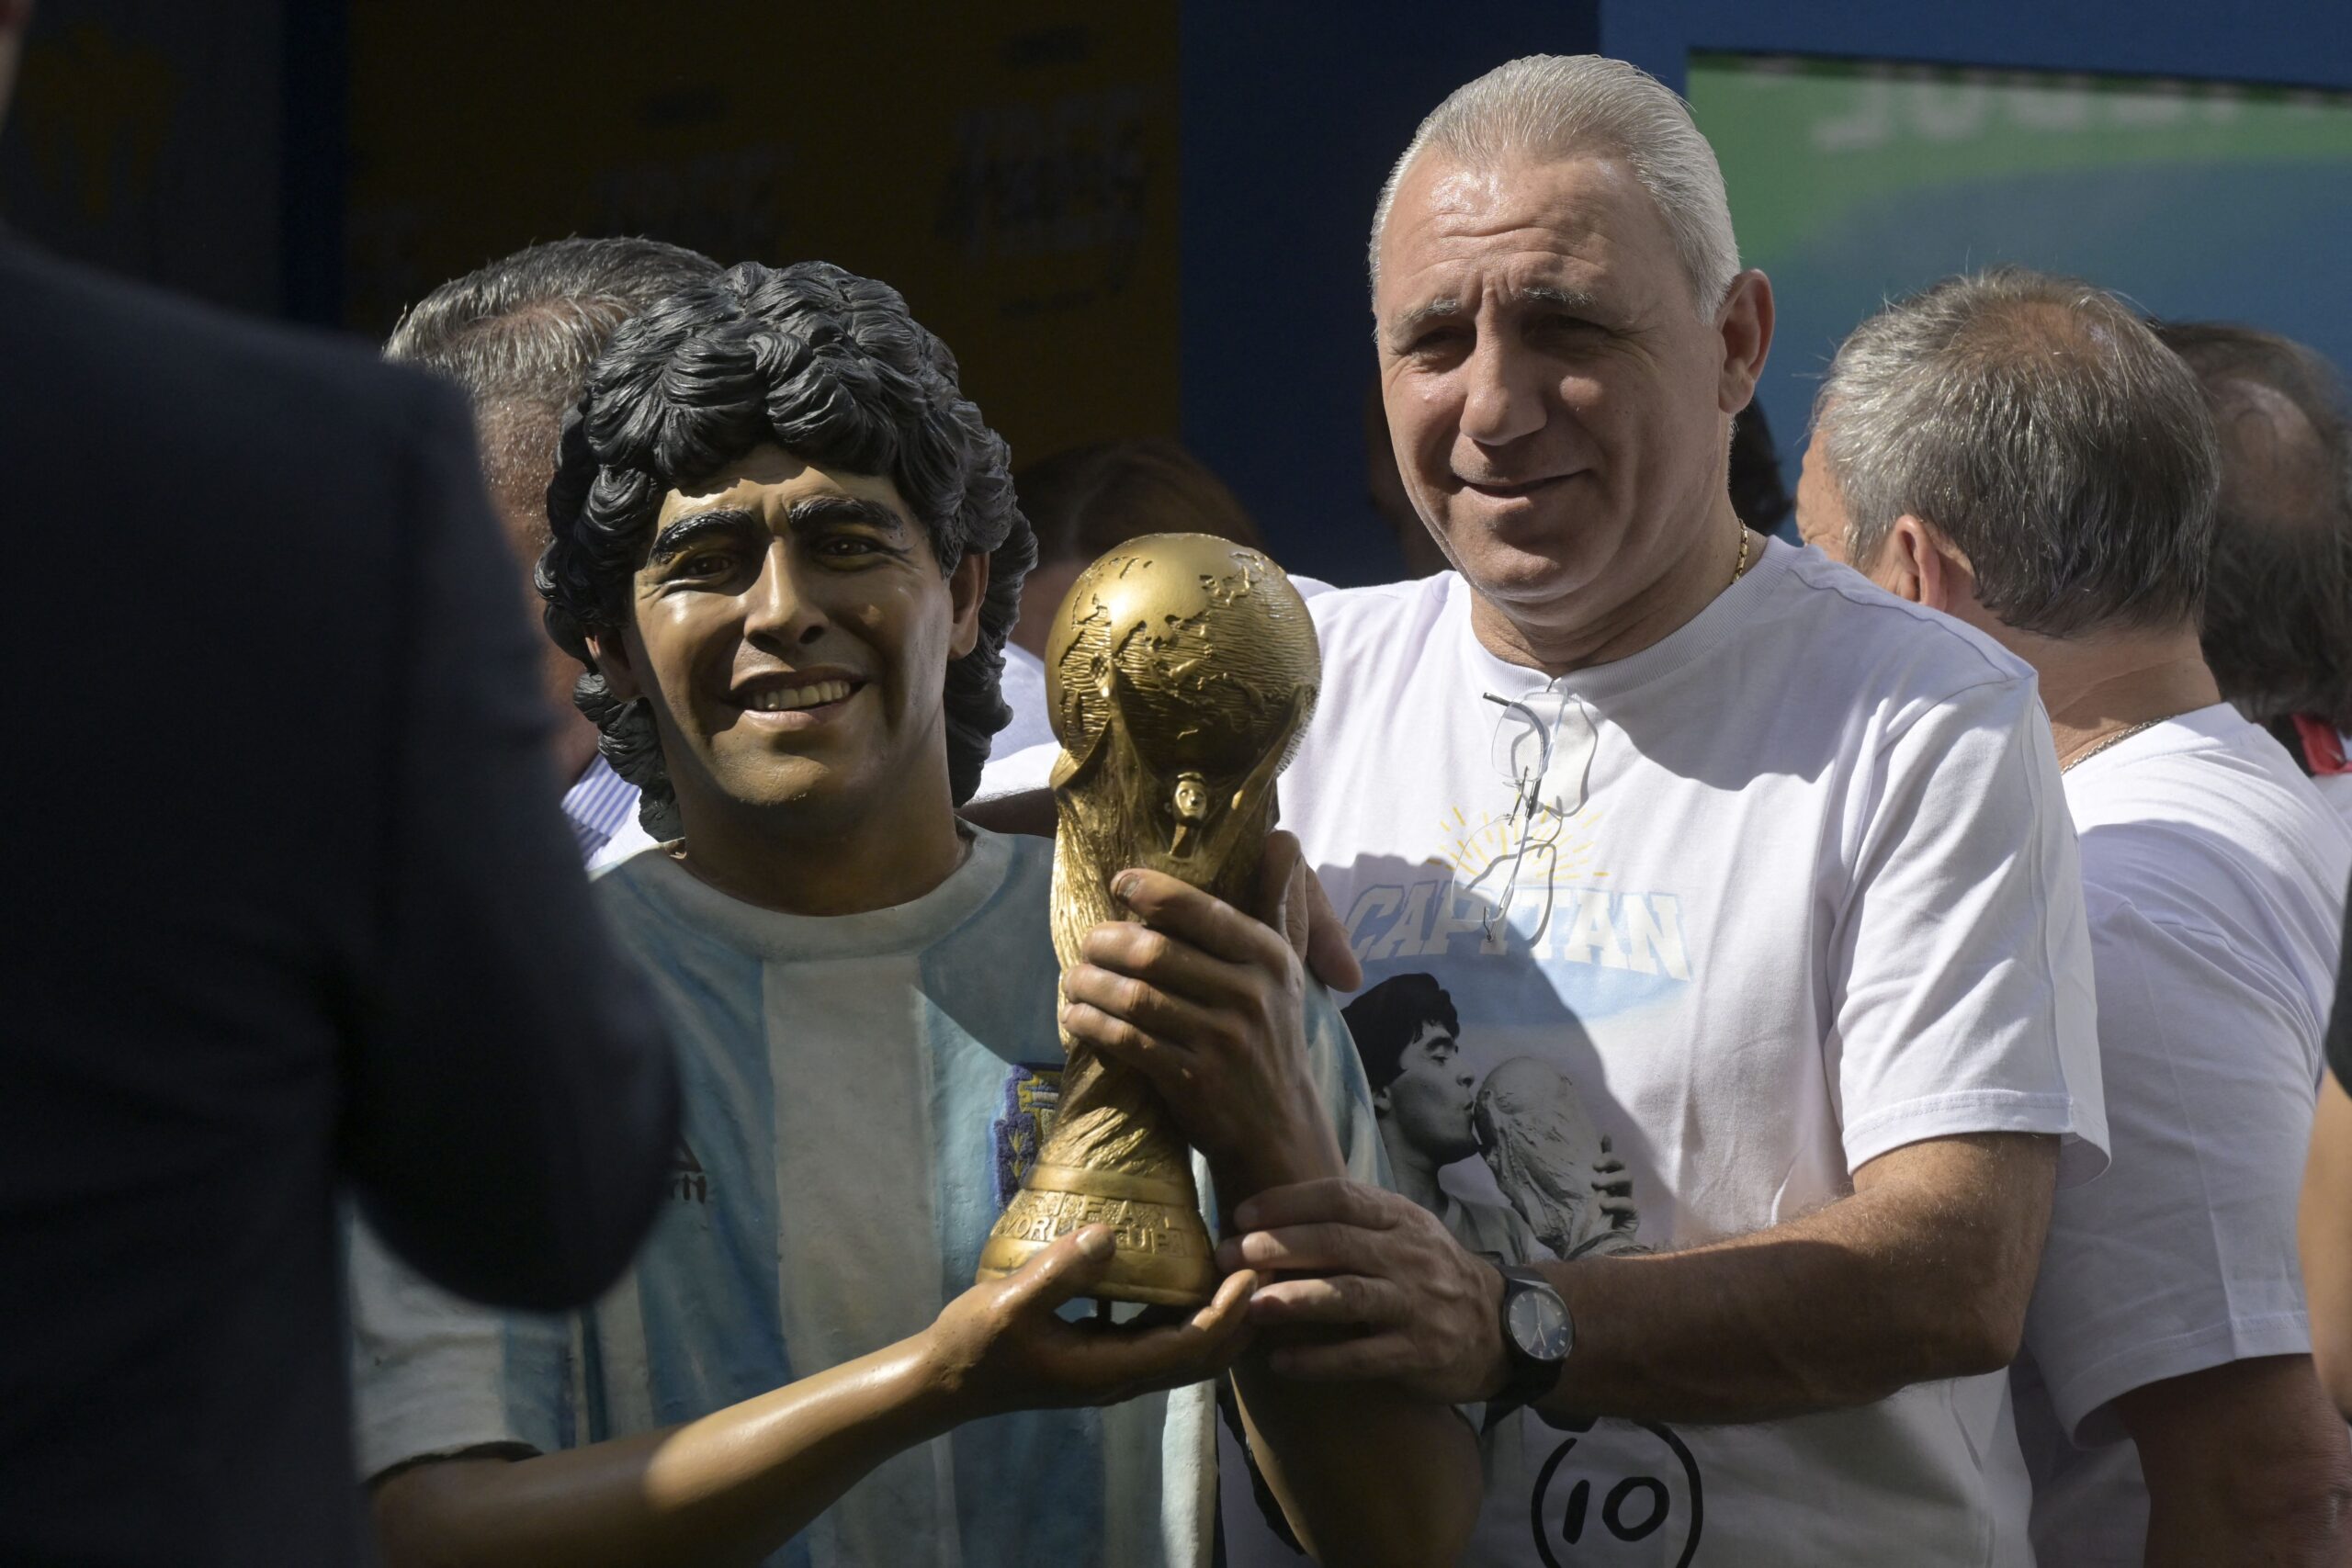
975, 533, 1321, 1305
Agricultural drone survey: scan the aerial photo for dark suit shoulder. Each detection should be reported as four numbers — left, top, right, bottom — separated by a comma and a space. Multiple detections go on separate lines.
0, 240, 462, 452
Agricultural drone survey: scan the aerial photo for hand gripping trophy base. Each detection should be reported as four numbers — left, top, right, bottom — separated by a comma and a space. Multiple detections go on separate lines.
976, 534, 1320, 1306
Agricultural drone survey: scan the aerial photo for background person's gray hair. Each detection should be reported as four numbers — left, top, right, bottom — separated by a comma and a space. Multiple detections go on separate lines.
385, 235, 720, 537
1368, 54, 1739, 319
2154, 320, 2352, 728
1812, 267, 2220, 638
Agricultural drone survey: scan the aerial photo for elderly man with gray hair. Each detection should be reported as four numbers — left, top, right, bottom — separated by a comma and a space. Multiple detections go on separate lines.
385, 236, 720, 864
1797, 268, 2352, 1568
1190, 56, 2108, 1566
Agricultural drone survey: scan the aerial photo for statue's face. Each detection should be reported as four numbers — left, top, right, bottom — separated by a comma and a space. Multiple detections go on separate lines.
594, 442, 983, 832
1379, 1019, 1479, 1164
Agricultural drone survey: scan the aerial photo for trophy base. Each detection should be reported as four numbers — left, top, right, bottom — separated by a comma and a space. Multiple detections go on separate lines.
976, 1163, 1217, 1307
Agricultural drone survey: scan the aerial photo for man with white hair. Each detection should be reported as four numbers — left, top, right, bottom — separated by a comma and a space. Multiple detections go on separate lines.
1800, 270, 2352, 1568
1204, 57, 2108, 1564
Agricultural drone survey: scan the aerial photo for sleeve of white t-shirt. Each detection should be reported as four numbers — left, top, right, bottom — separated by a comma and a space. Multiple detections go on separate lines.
2023, 889, 2316, 1443
346, 1213, 572, 1480
1307, 981, 1393, 1191
1829, 675, 2109, 1183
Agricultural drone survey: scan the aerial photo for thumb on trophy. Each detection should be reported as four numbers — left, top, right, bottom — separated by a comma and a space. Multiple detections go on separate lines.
1001, 1225, 1122, 1312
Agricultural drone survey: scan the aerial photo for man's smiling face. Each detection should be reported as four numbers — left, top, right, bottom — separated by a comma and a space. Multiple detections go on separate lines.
1374, 152, 1742, 623
594, 442, 982, 835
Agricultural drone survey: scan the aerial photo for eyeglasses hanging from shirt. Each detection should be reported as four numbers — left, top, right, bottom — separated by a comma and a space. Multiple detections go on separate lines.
1467, 687, 1600, 948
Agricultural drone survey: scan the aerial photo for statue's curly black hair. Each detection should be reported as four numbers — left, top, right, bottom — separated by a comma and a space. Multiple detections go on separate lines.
537, 261, 1036, 836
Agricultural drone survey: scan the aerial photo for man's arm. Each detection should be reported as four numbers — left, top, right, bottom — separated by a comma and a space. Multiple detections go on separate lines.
345, 382, 677, 1311
2301, 1073, 2352, 1417
2023, 889, 2348, 1563
373, 1227, 1255, 1568
2117, 1356, 2352, 1568
1222, 1131, 2054, 1422
1060, 840, 1476, 1564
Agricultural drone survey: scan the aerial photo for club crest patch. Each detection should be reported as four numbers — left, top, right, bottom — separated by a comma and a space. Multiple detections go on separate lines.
991, 1065, 1062, 1212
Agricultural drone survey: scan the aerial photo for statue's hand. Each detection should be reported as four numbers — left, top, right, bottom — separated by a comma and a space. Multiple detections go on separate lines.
1059, 864, 1348, 1206
922, 1226, 1257, 1419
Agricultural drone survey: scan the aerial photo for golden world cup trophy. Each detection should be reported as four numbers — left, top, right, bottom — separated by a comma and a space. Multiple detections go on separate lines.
975, 533, 1321, 1305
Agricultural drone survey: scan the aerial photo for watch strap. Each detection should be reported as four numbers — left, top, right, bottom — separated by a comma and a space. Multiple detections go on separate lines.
1482, 1266, 1568, 1431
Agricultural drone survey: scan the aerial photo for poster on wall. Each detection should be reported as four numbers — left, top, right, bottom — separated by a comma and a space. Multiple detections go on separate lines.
345, 1, 1181, 469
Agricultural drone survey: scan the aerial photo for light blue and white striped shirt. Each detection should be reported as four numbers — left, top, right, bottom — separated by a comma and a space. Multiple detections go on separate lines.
560, 754, 643, 863
348, 829, 1384, 1568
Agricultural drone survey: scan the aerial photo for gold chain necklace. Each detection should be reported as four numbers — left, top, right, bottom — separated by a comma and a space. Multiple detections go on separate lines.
1730, 524, 1753, 588
2060, 718, 2158, 773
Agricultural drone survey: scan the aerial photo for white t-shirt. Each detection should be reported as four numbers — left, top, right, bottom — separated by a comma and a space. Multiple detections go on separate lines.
2013, 705, 2351, 1567
2312, 772, 2352, 843
992, 641, 1058, 759
1242, 543, 2108, 1567
347, 829, 1386, 1568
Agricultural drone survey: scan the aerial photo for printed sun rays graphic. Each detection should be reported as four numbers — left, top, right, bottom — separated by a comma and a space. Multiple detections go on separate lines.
1440, 800, 1607, 945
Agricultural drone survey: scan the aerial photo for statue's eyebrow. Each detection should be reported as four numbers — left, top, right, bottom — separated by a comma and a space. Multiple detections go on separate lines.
646, 506, 760, 563
786, 494, 909, 535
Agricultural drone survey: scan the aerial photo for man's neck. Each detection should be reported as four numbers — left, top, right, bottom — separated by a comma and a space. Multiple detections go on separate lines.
1468, 501, 1750, 677
670, 786, 971, 918
1379, 1122, 1450, 1212
556, 715, 605, 790
1998, 619, 2221, 766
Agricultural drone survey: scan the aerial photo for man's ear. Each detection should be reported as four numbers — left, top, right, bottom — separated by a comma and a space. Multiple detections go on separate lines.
948, 547, 989, 660
1715, 269, 1775, 414
1881, 515, 1974, 616
1370, 1085, 1392, 1120
587, 628, 643, 703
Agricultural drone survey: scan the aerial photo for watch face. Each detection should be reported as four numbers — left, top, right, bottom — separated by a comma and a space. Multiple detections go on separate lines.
1507, 1280, 1572, 1362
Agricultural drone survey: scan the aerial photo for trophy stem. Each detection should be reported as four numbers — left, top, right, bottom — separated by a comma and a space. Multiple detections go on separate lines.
976, 1049, 1218, 1306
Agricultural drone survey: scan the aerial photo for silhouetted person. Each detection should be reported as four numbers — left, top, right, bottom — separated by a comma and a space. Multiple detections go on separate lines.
0, 6, 680, 1562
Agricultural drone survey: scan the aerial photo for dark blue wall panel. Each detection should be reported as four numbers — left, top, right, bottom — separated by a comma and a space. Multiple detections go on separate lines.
1179, 2, 1600, 586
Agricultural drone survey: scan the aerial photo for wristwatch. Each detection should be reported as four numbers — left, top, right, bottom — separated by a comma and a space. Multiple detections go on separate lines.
1482, 1265, 1572, 1431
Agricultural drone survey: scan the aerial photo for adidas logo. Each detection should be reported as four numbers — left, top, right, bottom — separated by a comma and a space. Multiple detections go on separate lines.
669, 1138, 709, 1205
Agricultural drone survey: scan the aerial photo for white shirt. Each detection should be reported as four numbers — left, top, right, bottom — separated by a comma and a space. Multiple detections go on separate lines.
1239, 543, 2107, 1567
561, 754, 650, 866
2015, 705, 2351, 1566
2313, 773, 2352, 843
990, 641, 1058, 759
